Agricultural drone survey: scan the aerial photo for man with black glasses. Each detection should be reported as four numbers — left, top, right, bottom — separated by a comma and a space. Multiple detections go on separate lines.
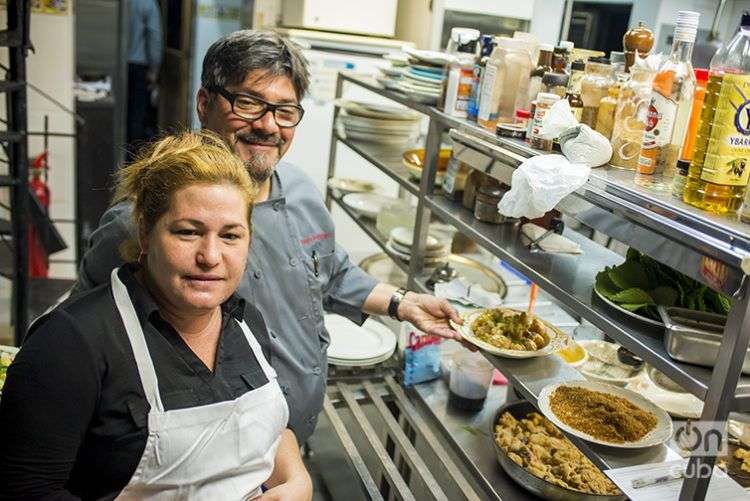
74, 30, 462, 446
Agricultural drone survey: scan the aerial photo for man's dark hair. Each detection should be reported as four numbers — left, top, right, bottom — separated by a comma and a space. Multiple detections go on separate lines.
201, 30, 310, 100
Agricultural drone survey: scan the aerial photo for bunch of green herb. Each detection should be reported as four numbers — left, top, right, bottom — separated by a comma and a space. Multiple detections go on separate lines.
594, 248, 731, 321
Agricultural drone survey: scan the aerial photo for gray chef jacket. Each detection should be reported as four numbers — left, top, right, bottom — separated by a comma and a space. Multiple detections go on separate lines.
73, 161, 379, 443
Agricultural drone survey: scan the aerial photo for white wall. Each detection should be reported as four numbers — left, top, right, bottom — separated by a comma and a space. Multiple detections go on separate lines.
0, 9, 76, 279
445, 0, 535, 19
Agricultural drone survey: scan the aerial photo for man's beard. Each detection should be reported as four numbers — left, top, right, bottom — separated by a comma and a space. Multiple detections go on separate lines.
234, 131, 285, 183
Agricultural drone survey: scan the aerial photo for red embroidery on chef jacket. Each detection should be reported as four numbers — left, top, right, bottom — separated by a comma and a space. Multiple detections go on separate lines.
300, 232, 333, 246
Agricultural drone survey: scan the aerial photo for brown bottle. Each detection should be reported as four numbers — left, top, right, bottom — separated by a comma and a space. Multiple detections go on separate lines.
623, 22, 654, 72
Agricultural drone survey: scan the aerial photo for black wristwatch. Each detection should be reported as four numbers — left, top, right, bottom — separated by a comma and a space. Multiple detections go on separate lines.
387, 288, 408, 321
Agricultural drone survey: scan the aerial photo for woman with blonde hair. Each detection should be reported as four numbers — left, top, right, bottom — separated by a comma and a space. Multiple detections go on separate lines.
0, 131, 312, 500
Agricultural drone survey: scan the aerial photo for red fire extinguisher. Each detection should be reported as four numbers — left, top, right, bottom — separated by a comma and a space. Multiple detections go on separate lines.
29, 151, 50, 278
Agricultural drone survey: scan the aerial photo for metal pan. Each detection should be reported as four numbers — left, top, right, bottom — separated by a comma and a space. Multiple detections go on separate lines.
490, 400, 626, 501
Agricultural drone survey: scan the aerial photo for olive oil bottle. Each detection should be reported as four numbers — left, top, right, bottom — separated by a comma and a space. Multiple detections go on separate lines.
683, 12, 750, 214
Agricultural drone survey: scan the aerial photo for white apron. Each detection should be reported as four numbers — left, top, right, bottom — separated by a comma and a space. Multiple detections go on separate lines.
110, 268, 289, 500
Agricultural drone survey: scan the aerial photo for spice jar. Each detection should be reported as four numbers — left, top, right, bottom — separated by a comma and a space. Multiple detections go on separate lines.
474, 184, 507, 224
580, 57, 613, 129
529, 92, 560, 152
526, 100, 537, 141
610, 65, 655, 170
542, 72, 569, 98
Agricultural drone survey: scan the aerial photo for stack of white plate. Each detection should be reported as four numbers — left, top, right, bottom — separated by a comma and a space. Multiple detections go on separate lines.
325, 315, 397, 367
397, 48, 453, 105
341, 192, 397, 220
385, 226, 450, 267
335, 99, 421, 147
377, 53, 409, 90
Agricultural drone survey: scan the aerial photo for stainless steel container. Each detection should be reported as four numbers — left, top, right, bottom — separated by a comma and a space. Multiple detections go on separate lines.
658, 306, 750, 375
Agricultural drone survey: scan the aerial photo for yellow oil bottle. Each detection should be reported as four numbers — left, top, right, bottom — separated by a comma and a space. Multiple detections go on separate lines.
683, 13, 750, 214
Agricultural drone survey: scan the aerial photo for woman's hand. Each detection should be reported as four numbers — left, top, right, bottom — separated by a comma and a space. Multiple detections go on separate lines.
254, 473, 312, 501
254, 429, 312, 501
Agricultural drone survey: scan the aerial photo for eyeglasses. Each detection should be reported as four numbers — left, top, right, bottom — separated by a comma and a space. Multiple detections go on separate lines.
208, 86, 305, 128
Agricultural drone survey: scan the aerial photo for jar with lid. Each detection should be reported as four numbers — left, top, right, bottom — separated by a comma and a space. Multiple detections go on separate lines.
552, 45, 571, 74
542, 72, 569, 98
474, 184, 508, 224
623, 21, 655, 72
610, 65, 655, 169
477, 37, 533, 131
580, 57, 613, 128
529, 92, 561, 151
462, 169, 487, 210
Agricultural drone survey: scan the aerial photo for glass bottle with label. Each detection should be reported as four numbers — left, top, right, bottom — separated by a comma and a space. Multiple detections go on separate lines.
443, 28, 480, 118
682, 12, 750, 215
566, 59, 585, 121
595, 84, 620, 140
635, 11, 699, 191
527, 44, 553, 110
529, 93, 561, 151
610, 65, 655, 169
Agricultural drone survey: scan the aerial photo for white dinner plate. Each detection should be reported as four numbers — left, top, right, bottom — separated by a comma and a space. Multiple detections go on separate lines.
388, 238, 449, 258
626, 371, 703, 419
379, 66, 404, 78
383, 53, 410, 66
325, 315, 397, 365
403, 47, 454, 66
575, 339, 643, 387
538, 380, 674, 449
389, 226, 446, 251
338, 127, 417, 146
342, 193, 397, 220
327, 177, 378, 195
451, 308, 567, 359
385, 241, 448, 266
403, 70, 445, 86
335, 99, 420, 121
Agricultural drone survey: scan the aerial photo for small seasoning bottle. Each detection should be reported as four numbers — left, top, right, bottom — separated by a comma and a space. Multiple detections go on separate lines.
594, 84, 619, 140
515, 108, 531, 135
566, 59, 585, 121
474, 184, 507, 224
552, 45, 571, 75
527, 44, 554, 109
542, 72, 570, 98
529, 92, 561, 152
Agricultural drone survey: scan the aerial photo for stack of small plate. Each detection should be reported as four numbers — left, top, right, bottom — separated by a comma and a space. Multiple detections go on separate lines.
325, 315, 397, 367
397, 48, 453, 105
385, 226, 450, 267
335, 99, 421, 147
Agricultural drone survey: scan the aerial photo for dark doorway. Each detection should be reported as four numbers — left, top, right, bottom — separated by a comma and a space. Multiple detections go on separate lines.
568, 2, 632, 54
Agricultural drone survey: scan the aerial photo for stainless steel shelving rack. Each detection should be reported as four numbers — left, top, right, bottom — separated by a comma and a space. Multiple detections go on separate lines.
327, 71, 750, 500
0, 0, 30, 345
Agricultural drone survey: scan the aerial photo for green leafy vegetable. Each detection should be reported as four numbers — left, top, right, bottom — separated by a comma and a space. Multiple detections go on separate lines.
596, 248, 732, 320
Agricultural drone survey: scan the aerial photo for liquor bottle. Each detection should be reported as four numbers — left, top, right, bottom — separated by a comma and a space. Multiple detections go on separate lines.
634, 11, 699, 191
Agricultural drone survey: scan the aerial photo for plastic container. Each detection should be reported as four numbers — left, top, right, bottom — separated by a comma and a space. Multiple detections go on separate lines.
635, 11, 699, 191
610, 65, 655, 170
443, 28, 480, 118
529, 92, 560, 151
478, 37, 533, 131
467, 35, 496, 122
594, 84, 620, 140
580, 57, 613, 128
448, 350, 494, 411
685, 11, 750, 215
474, 185, 507, 223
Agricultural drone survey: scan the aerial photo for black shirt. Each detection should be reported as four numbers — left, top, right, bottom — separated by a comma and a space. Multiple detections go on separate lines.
0, 265, 273, 501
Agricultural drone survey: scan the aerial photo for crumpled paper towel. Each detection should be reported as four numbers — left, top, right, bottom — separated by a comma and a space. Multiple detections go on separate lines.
434, 278, 504, 309
497, 154, 590, 219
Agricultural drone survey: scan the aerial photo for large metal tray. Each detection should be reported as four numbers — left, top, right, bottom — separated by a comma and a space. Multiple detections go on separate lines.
658, 306, 750, 375
490, 400, 626, 501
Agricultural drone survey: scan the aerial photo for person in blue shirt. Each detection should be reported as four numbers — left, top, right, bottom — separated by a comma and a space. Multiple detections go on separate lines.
127, 0, 163, 154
